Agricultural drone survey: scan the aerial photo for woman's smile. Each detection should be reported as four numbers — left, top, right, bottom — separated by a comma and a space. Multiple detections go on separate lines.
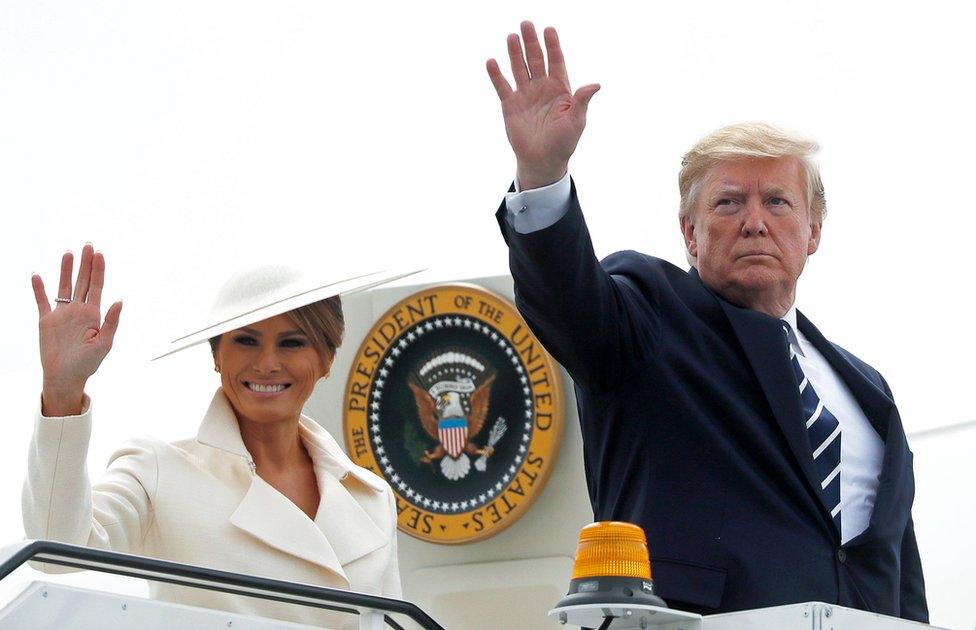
214, 314, 331, 424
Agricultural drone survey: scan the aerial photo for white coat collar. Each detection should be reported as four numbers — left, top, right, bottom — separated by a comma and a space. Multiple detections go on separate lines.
195, 389, 386, 493
195, 389, 389, 581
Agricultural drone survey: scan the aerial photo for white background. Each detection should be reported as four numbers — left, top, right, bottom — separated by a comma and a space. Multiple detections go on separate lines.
1, 1, 974, 628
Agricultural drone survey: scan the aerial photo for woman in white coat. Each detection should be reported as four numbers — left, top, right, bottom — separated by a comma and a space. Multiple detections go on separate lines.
23, 243, 403, 628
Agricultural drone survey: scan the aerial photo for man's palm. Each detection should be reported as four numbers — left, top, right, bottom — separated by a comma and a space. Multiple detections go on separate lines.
487, 22, 599, 188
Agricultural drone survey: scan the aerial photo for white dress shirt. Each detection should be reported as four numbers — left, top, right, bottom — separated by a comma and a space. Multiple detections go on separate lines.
781, 310, 885, 543
504, 174, 885, 543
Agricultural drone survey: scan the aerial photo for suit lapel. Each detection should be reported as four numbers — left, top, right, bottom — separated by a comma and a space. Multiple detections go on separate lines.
714, 298, 835, 529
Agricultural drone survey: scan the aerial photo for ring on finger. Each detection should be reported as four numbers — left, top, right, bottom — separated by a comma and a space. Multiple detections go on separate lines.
55, 297, 72, 304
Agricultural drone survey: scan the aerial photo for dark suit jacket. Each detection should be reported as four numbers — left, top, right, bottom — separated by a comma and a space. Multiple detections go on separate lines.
496, 183, 928, 622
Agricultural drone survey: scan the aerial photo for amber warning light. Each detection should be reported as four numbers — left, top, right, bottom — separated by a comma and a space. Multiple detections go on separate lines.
552, 522, 668, 628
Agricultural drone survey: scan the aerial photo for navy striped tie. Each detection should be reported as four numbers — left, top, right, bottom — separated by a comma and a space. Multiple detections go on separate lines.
783, 323, 842, 536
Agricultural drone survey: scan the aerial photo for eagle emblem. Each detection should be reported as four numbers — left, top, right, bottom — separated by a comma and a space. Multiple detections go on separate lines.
408, 351, 506, 480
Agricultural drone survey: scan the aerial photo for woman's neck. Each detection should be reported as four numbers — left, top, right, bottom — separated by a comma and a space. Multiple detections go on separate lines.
237, 415, 309, 473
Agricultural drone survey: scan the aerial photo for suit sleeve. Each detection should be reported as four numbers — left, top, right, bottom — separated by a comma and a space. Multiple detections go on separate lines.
898, 515, 928, 622
495, 180, 660, 390
22, 397, 159, 568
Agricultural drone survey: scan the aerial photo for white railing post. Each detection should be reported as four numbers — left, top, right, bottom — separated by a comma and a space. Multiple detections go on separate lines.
358, 609, 385, 630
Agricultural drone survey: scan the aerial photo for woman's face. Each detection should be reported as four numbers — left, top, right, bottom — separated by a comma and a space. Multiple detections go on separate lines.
214, 313, 331, 426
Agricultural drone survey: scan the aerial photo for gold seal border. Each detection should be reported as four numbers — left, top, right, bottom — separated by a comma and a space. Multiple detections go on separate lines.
342, 283, 565, 545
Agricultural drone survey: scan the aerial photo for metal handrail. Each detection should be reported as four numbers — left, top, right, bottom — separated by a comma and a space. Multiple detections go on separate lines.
0, 539, 444, 630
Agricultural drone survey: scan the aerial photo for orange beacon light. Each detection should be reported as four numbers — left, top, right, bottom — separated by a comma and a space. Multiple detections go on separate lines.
553, 522, 667, 624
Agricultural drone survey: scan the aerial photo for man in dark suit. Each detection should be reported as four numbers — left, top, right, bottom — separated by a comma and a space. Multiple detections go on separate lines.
486, 22, 928, 621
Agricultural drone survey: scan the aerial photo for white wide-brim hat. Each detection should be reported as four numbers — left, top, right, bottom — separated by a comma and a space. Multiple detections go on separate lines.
152, 266, 420, 360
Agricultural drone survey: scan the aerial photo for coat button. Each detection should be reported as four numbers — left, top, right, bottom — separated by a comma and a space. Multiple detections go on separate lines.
837, 549, 847, 563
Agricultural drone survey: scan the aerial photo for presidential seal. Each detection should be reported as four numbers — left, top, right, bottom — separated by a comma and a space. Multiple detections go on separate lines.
343, 284, 564, 544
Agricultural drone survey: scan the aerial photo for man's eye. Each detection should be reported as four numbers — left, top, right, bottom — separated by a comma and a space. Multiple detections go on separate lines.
233, 335, 258, 346
714, 198, 739, 212
769, 197, 789, 206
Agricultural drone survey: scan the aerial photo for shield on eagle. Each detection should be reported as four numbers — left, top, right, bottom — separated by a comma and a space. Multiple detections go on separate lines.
438, 417, 468, 459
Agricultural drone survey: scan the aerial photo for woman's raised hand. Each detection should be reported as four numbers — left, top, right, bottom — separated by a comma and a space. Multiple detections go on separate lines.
486, 21, 600, 190
32, 244, 123, 416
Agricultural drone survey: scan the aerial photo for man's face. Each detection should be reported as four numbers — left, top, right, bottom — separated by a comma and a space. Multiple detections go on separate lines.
681, 157, 821, 315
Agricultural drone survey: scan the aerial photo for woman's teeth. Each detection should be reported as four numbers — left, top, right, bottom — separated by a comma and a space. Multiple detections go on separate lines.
246, 383, 288, 393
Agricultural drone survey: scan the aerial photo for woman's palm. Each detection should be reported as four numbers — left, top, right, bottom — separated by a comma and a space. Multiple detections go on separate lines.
32, 245, 122, 392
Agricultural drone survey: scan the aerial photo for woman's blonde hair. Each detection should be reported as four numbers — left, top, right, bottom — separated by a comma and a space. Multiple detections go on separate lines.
208, 295, 345, 362
678, 122, 826, 222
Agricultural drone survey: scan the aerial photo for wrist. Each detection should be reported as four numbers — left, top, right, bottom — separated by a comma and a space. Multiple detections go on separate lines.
516, 163, 568, 191
41, 380, 87, 417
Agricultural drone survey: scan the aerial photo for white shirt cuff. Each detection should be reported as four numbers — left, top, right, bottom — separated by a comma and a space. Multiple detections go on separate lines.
504, 173, 572, 234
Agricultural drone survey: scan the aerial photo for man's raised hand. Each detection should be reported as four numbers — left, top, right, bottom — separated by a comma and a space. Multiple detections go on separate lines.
486, 21, 600, 190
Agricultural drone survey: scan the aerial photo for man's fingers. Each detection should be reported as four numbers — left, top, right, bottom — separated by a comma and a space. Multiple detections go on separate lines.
32, 274, 51, 317
520, 21, 546, 79
574, 83, 601, 109
57, 251, 74, 303
544, 27, 570, 88
506, 33, 530, 86
74, 243, 94, 302
100, 300, 123, 348
486, 59, 514, 101
88, 251, 105, 309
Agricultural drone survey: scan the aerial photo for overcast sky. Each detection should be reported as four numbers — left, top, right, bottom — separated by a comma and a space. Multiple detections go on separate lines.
2, 1, 974, 626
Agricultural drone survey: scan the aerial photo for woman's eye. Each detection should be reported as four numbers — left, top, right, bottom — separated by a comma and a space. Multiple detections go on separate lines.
233, 335, 258, 346
280, 338, 307, 348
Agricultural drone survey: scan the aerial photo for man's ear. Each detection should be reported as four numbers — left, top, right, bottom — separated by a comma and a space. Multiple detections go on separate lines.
680, 215, 698, 258
807, 219, 822, 256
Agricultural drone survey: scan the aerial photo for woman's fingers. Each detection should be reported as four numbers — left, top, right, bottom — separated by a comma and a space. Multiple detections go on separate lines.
57, 251, 74, 303
88, 251, 105, 309
32, 274, 51, 317
100, 300, 123, 349
74, 243, 94, 302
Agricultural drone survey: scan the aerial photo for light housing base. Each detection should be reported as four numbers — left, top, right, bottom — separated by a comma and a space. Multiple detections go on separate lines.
554, 575, 667, 609
548, 603, 703, 629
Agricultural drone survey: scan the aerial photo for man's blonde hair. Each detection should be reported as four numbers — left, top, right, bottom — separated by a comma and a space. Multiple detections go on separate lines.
678, 122, 826, 221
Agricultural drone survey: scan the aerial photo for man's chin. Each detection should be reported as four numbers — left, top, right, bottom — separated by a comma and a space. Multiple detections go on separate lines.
709, 269, 789, 303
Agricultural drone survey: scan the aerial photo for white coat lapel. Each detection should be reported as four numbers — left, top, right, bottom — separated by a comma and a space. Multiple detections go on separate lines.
230, 475, 350, 586
302, 418, 389, 566
314, 471, 387, 566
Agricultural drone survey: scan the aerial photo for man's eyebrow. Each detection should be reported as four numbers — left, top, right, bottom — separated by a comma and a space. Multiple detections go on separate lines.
707, 184, 747, 197
760, 185, 797, 198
